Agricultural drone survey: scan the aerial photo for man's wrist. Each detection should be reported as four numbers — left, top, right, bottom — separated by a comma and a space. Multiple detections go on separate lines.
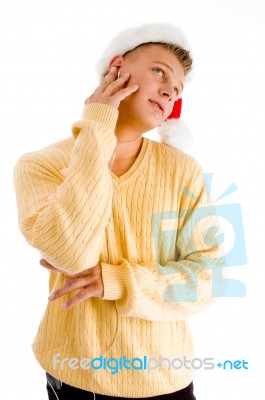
81, 103, 118, 128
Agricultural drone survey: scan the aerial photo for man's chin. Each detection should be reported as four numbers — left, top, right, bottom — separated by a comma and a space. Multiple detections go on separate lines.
137, 123, 158, 135
119, 108, 162, 133
137, 114, 163, 132
144, 120, 163, 133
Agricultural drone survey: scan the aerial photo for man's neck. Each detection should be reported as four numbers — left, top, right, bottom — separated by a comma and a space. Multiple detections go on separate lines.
114, 127, 143, 160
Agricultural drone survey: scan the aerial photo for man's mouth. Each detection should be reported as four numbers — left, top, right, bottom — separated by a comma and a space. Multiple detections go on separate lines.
148, 100, 164, 114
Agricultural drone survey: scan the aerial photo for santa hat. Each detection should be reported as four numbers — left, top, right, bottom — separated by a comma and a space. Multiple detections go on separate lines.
157, 97, 193, 151
96, 23, 193, 151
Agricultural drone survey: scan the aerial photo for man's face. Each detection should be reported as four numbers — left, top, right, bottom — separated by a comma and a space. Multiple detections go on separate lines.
115, 44, 185, 133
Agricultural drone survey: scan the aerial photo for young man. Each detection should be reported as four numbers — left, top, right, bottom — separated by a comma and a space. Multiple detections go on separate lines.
14, 23, 224, 399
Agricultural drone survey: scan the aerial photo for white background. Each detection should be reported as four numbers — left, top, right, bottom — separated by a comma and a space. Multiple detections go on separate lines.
1, 0, 264, 398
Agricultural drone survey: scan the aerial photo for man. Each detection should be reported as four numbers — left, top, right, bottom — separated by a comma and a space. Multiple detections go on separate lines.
14, 23, 224, 399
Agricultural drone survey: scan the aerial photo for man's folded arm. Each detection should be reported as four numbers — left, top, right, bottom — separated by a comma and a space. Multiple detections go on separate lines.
101, 169, 226, 322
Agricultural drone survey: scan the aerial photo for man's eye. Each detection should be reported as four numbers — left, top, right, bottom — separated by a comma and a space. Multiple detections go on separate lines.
153, 67, 164, 76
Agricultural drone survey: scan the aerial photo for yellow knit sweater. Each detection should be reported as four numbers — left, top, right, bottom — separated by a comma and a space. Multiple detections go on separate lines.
14, 103, 224, 397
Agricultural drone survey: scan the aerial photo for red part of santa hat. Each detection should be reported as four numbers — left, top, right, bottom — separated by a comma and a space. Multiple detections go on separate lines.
168, 98, 182, 119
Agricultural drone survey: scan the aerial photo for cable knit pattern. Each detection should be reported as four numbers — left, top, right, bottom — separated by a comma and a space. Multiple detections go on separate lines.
13, 103, 224, 397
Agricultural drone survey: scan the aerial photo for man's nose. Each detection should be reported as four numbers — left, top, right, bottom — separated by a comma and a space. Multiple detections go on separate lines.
159, 84, 174, 101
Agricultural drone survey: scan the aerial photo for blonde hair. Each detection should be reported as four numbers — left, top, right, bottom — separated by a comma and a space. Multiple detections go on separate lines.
124, 42, 193, 76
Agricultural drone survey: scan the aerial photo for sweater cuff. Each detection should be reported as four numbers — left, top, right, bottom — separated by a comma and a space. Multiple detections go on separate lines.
82, 103, 118, 128
101, 262, 126, 301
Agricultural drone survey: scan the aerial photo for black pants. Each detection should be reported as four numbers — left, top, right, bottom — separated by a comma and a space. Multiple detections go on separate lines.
46, 373, 196, 400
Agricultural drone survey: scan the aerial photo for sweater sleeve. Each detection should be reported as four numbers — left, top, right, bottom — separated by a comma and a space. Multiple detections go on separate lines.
13, 103, 118, 274
101, 164, 226, 322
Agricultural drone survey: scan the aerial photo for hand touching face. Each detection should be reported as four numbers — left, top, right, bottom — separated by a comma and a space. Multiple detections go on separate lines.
85, 66, 139, 109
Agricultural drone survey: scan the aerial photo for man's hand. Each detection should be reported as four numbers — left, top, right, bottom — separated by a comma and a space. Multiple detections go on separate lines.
85, 66, 139, 109
40, 259, 104, 309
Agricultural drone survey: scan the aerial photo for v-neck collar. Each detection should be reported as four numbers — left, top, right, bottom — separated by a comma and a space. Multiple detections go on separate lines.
110, 137, 150, 185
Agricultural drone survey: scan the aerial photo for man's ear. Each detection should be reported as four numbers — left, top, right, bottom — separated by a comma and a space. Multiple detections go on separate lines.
108, 55, 125, 72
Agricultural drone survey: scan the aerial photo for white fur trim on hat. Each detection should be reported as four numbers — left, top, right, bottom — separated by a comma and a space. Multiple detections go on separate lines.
157, 119, 193, 151
96, 22, 192, 81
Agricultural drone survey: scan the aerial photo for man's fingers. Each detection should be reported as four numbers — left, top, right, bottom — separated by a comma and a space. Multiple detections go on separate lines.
48, 263, 102, 301
103, 72, 131, 95
85, 66, 139, 108
102, 84, 139, 109
62, 282, 103, 309
48, 276, 89, 301
61, 286, 92, 309
84, 67, 119, 104
113, 84, 139, 102
43, 261, 103, 307
40, 259, 62, 273
100, 70, 132, 98
100, 66, 118, 89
